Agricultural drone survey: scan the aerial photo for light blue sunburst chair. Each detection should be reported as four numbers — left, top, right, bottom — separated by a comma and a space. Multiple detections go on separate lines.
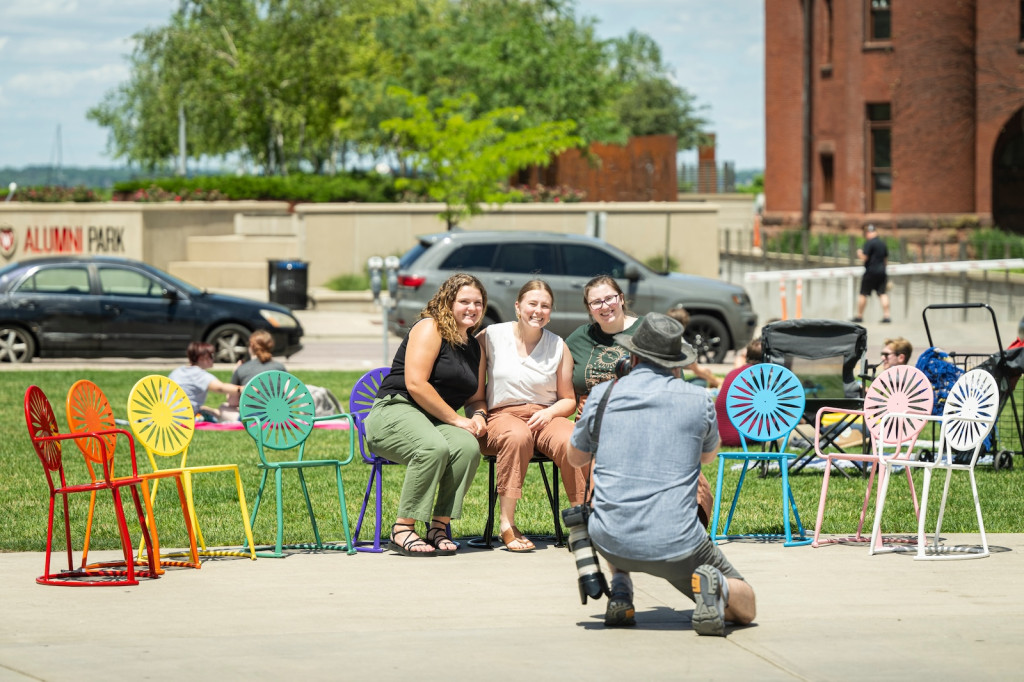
712, 363, 812, 547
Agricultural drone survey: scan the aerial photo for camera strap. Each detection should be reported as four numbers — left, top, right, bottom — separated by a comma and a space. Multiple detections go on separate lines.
582, 379, 617, 505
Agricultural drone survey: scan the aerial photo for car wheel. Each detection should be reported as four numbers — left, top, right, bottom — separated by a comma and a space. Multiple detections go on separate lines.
683, 314, 729, 364
0, 325, 35, 363
206, 324, 251, 364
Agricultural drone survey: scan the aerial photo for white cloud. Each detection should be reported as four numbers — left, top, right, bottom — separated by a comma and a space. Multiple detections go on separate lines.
8, 64, 128, 98
0, 0, 79, 19
0, 37, 8, 52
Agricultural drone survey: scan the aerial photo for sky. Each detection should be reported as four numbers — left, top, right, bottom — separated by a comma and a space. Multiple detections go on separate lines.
0, 0, 765, 171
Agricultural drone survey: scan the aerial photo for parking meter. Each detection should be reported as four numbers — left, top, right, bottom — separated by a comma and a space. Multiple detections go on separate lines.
367, 256, 384, 302
385, 256, 400, 302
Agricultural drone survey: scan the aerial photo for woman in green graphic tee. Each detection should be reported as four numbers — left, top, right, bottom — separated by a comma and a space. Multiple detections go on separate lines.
565, 275, 642, 413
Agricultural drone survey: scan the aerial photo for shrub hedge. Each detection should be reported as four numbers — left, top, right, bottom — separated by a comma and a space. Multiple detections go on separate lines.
111, 172, 403, 203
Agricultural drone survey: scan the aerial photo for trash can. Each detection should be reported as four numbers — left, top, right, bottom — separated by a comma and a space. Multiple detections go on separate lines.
267, 260, 308, 310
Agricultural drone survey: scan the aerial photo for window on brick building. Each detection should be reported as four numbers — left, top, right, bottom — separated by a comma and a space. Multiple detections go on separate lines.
1019, 1, 1024, 42
867, 104, 892, 212
820, 153, 835, 206
822, 0, 834, 74
868, 0, 891, 42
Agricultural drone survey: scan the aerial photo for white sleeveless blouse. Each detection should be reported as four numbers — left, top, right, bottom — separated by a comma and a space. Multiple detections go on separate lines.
484, 322, 562, 409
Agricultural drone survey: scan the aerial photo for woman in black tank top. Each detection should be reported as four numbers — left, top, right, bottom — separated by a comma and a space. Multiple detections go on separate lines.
364, 274, 489, 556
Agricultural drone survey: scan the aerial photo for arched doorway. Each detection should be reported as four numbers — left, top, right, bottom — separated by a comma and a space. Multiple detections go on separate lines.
992, 108, 1024, 235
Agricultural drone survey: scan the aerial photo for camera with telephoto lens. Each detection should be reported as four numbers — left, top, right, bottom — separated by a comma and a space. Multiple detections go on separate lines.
614, 354, 632, 378
561, 504, 609, 604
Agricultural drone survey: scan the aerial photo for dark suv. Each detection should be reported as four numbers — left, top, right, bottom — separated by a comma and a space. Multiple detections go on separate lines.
388, 231, 757, 363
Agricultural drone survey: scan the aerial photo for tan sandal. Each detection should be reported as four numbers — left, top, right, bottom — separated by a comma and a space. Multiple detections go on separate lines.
501, 526, 535, 552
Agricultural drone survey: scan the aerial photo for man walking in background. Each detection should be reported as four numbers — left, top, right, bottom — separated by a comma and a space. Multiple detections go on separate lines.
853, 224, 891, 323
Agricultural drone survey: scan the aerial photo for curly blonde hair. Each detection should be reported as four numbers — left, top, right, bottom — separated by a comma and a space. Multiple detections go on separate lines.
419, 273, 488, 345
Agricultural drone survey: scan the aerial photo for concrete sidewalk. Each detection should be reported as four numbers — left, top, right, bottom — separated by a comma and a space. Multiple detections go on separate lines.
2, 533, 1022, 680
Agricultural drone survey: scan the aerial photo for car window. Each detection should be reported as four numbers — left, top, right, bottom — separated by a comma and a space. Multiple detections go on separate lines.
562, 244, 626, 278
493, 243, 557, 275
400, 243, 429, 269
98, 266, 164, 298
15, 266, 91, 294
439, 244, 498, 271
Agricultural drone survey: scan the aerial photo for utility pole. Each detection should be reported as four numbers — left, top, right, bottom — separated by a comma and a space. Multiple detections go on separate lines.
177, 104, 187, 177
801, 0, 814, 257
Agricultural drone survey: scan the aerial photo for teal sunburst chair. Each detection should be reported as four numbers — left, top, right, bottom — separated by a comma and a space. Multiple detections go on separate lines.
239, 370, 357, 558
711, 362, 812, 547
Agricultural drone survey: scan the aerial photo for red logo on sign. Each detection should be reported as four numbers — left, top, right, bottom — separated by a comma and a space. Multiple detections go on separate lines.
0, 226, 15, 259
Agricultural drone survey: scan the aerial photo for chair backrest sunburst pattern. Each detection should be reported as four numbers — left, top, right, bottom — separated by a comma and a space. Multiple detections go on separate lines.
126, 375, 195, 459
725, 364, 806, 446
349, 367, 390, 465
942, 369, 998, 453
239, 371, 316, 450
862, 365, 934, 445
25, 386, 62, 472
66, 379, 118, 464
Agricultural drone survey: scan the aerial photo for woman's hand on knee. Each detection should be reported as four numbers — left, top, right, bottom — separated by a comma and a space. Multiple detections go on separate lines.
526, 408, 552, 432
455, 415, 485, 438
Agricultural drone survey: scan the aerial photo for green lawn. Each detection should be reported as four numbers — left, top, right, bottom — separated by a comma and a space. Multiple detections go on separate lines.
3, 369, 1022, 552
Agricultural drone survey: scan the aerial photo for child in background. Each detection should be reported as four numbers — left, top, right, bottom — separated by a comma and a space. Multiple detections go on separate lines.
666, 306, 722, 389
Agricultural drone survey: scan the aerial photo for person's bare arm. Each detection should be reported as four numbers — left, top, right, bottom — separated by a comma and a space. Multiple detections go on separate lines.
208, 377, 242, 399
568, 443, 592, 468
463, 328, 489, 436
527, 341, 577, 431
406, 320, 480, 434
700, 440, 721, 465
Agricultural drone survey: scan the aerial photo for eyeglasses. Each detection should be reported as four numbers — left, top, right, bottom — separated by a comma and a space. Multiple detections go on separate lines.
587, 294, 622, 310
880, 351, 894, 357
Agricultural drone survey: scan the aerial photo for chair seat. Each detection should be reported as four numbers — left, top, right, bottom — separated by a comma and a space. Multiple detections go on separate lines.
468, 451, 564, 549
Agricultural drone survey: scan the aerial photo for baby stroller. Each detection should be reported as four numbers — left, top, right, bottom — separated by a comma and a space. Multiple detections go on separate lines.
916, 303, 1023, 469
973, 346, 1024, 470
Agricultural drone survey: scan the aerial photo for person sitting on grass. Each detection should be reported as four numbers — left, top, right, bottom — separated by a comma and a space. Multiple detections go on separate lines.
714, 337, 763, 447
169, 341, 243, 423
218, 330, 287, 422
665, 306, 722, 389
880, 336, 913, 370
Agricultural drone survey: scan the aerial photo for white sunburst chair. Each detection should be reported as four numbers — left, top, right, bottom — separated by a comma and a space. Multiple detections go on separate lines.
871, 369, 999, 560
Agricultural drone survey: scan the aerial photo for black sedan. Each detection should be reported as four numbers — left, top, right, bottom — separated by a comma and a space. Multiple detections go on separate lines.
0, 256, 303, 364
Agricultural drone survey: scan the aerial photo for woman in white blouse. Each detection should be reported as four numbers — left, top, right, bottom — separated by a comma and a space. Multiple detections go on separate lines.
468, 280, 585, 552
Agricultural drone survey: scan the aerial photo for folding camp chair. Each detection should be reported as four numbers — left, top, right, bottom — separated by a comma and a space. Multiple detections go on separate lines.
761, 319, 868, 472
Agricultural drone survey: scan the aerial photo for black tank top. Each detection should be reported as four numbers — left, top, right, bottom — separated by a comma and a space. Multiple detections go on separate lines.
377, 320, 481, 410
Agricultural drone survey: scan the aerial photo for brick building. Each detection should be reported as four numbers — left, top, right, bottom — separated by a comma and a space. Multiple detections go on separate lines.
514, 135, 678, 202
765, 1, 1024, 235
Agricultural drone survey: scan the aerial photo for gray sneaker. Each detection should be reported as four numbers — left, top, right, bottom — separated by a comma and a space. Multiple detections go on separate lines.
691, 565, 726, 636
604, 589, 636, 627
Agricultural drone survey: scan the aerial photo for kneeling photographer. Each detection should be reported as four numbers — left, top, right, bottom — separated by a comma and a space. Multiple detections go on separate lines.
566, 313, 756, 636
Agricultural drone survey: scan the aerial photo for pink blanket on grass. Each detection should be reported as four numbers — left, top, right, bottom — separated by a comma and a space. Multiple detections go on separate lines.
194, 421, 350, 431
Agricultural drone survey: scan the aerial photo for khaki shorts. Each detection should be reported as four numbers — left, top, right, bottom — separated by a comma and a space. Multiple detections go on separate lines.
598, 536, 745, 603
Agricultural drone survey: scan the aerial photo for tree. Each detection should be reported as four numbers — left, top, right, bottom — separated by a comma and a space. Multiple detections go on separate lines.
608, 30, 708, 149
380, 88, 582, 229
88, 0, 400, 173
374, 0, 624, 146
